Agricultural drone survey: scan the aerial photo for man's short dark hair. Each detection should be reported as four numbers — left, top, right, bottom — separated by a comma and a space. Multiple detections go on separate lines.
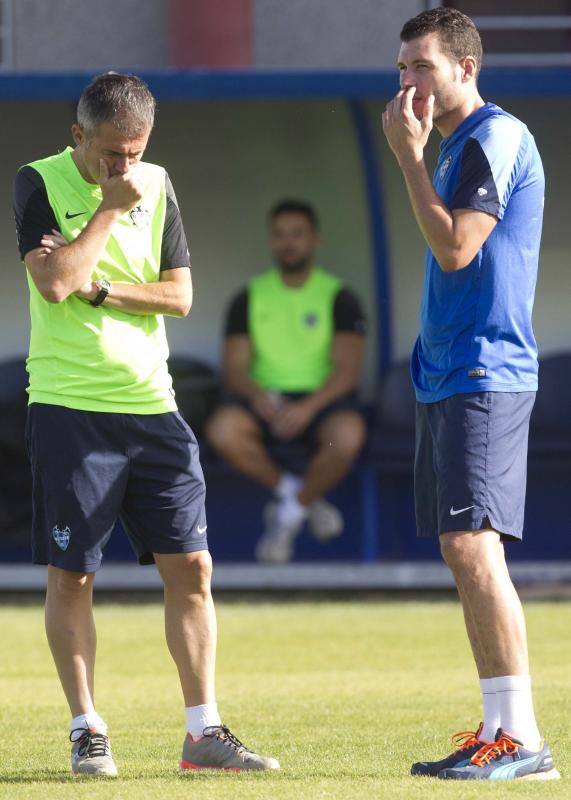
268, 200, 319, 230
400, 7, 483, 77
76, 72, 156, 138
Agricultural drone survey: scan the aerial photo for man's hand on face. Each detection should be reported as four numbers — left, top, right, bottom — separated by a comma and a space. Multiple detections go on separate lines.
271, 398, 317, 441
98, 159, 145, 214
382, 86, 434, 165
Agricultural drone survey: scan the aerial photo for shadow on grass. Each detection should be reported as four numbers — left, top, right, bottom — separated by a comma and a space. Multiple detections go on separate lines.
0, 770, 79, 784
0, 768, 283, 784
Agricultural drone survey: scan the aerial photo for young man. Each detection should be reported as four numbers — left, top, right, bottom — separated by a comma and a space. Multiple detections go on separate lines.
383, 8, 559, 782
13, 72, 278, 776
206, 200, 366, 563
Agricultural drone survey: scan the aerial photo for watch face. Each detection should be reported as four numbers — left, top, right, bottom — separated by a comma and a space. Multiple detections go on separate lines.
99, 280, 111, 291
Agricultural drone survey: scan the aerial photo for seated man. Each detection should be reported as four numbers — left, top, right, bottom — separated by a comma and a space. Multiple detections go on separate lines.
205, 199, 367, 563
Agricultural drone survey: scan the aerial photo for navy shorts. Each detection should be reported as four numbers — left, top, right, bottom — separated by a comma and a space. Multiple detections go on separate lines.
415, 391, 536, 541
221, 392, 363, 446
26, 403, 208, 572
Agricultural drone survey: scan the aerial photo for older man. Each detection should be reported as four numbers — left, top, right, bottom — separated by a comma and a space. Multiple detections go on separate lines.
13, 72, 278, 776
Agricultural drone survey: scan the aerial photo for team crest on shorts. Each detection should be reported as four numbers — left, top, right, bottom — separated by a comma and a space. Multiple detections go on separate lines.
129, 205, 151, 229
439, 155, 453, 180
52, 525, 71, 551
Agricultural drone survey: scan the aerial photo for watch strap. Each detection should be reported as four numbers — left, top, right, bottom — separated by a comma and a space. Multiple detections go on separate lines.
90, 280, 110, 307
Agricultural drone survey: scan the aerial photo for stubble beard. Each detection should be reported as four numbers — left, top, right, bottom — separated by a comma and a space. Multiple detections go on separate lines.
277, 255, 312, 274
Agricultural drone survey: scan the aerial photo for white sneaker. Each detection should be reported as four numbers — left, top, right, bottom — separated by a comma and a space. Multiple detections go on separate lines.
70, 727, 118, 777
308, 499, 344, 542
255, 501, 305, 564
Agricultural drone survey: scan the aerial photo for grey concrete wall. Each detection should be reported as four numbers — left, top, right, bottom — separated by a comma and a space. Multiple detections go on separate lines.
254, 0, 423, 68
11, 0, 168, 70
9, 0, 425, 72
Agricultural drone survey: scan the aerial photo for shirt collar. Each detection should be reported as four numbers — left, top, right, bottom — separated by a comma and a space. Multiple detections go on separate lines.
439, 102, 502, 155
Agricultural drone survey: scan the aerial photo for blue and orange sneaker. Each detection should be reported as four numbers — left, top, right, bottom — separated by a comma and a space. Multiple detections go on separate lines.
411, 723, 485, 776
438, 728, 560, 781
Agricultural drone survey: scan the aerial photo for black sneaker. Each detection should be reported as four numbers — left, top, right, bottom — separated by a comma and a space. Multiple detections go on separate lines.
438, 728, 560, 781
411, 723, 485, 777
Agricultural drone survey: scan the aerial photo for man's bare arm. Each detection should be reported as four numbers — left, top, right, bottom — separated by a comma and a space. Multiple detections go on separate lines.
25, 208, 122, 302
24, 160, 144, 303
383, 86, 497, 271
38, 229, 192, 317
92, 267, 193, 318
304, 333, 365, 414
398, 157, 497, 271
222, 335, 279, 423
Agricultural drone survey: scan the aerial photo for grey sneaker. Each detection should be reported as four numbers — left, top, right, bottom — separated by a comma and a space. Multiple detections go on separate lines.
308, 499, 343, 542
70, 727, 118, 776
255, 501, 305, 564
180, 725, 280, 772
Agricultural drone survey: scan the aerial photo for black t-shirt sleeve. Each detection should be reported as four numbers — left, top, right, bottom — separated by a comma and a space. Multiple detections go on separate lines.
161, 173, 191, 271
224, 288, 249, 336
333, 287, 366, 334
450, 137, 501, 218
13, 166, 59, 260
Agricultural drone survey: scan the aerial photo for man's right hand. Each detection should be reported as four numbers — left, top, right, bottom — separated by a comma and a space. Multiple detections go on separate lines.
98, 159, 145, 214
250, 390, 281, 424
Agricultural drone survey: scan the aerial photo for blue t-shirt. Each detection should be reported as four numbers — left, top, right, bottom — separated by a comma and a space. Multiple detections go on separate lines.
411, 102, 545, 403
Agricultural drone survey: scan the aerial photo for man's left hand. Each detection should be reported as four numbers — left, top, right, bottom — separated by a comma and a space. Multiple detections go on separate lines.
271, 399, 317, 441
382, 86, 434, 165
40, 229, 68, 254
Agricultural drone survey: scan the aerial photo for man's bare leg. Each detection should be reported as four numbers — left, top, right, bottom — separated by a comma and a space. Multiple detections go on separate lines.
45, 566, 117, 776
45, 566, 97, 717
205, 406, 280, 491
154, 550, 217, 707
440, 529, 541, 749
440, 530, 529, 676
297, 411, 366, 505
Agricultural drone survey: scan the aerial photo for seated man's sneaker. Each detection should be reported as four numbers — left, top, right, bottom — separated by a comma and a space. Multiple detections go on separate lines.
180, 725, 280, 771
308, 499, 343, 542
70, 727, 118, 777
411, 724, 485, 777
438, 729, 560, 781
255, 501, 305, 564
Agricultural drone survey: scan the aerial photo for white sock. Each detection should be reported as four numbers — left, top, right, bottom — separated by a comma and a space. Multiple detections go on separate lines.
185, 703, 221, 740
492, 674, 541, 750
479, 678, 500, 743
276, 495, 308, 527
275, 472, 302, 501
70, 711, 107, 741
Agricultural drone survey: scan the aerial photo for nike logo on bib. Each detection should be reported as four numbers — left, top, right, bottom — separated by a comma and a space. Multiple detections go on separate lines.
65, 211, 86, 219
450, 505, 475, 516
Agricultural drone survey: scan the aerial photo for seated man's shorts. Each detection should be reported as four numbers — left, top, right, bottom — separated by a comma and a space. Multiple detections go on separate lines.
26, 403, 208, 572
414, 391, 536, 541
221, 391, 363, 446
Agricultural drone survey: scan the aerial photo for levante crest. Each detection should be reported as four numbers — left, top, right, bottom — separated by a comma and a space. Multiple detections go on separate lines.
52, 525, 71, 551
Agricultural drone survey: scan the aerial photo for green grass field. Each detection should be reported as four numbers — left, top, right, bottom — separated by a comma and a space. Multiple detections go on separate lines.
0, 598, 569, 799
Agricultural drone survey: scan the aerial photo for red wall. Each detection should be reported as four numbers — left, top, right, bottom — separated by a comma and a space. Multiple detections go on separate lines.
170, 0, 252, 67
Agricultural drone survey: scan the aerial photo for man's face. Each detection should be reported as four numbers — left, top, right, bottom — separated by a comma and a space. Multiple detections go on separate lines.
397, 33, 467, 122
270, 213, 319, 273
72, 120, 151, 183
